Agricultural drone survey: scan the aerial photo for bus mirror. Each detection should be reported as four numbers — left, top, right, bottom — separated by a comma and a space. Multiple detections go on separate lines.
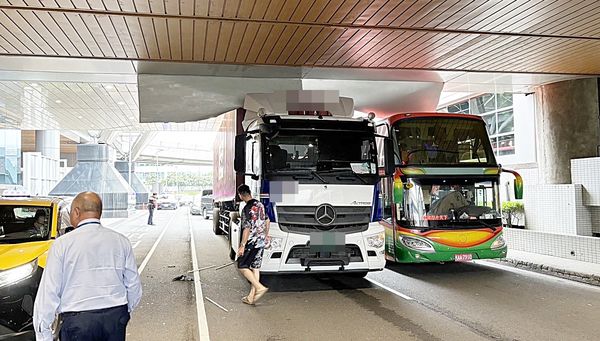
234, 134, 246, 173
502, 168, 523, 200
384, 138, 396, 176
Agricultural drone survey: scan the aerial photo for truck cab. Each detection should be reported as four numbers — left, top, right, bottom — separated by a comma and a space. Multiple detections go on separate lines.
213, 91, 389, 276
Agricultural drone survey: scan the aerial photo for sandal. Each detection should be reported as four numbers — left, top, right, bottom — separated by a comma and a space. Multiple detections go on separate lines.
253, 287, 269, 303
242, 296, 254, 305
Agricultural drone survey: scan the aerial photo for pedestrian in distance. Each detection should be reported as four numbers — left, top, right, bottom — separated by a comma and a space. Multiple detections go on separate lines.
148, 192, 157, 225
236, 184, 269, 305
33, 191, 143, 341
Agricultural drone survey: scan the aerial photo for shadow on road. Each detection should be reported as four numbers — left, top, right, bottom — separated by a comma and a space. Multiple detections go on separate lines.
261, 274, 375, 292
384, 261, 511, 281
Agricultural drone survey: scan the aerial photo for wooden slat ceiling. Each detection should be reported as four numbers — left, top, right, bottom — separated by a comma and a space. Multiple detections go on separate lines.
0, 0, 599, 74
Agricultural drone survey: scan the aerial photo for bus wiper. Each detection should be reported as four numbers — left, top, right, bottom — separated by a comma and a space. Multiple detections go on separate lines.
406, 149, 459, 158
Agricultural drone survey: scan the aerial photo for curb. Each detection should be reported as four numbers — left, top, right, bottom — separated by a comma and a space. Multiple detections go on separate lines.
487, 258, 600, 287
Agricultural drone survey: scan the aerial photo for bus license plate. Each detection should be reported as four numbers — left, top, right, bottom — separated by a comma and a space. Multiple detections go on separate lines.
454, 254, 473, 262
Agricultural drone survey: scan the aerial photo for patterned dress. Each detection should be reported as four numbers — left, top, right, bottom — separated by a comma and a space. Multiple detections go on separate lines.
239, 199, 267, 269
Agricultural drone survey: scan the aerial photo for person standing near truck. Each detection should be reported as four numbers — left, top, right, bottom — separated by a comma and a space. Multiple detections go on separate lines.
148, 193, 157, 225
236, 184, 269, 305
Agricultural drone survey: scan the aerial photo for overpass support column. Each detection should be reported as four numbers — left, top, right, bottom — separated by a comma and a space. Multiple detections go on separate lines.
35, 130, 61, 160
536, 78, 600, 184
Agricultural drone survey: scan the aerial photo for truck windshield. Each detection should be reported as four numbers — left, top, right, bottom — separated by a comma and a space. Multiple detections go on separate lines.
265, 130, 378, 180
0, 205, 52, 243
402, 178, 501, 229
393, 117, 496, 166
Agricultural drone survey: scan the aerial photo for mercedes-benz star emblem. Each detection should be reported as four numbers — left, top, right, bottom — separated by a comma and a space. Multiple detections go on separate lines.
315, 204, 336, 226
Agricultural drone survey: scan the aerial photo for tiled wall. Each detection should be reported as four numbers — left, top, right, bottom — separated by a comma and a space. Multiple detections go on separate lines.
571, 157, 600, 206
523, 184, 592, 236
591, 207, 600, 235
504, 228, 600, 264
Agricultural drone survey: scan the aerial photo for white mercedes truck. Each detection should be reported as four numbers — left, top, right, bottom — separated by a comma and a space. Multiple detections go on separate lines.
212, 90, 393, 277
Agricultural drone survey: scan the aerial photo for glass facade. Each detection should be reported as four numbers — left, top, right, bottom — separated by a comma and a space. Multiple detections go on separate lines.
0, 130, 22, 185
446, 93, 515, 156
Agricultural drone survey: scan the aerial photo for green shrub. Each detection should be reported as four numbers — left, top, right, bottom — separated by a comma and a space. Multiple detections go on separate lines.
502, 201, 524, 213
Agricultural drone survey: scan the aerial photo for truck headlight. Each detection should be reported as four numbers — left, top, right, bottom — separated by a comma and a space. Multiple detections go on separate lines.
399, 236, 435, 253
267, 237, 284, 251
0, 259, 37, 288
490, 235, 506, 250
367, 232, 385, 249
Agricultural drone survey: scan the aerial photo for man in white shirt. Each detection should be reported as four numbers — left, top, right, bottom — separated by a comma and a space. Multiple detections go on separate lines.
33, 191, 142, 341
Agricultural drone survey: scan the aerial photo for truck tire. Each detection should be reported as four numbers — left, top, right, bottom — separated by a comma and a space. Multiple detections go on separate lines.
203, 208, 209, 220
213, 208, 223, 235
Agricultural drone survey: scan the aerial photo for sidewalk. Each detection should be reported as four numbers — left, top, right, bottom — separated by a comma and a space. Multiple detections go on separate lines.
486, 249, 600, 286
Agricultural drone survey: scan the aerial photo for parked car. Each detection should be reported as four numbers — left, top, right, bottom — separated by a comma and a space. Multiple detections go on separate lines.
0, 195, 69, 340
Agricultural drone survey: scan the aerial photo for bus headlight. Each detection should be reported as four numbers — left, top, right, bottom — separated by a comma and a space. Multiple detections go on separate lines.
267, 237, 284, 251
367, 232, 385, 249
0, 259, 37, 288
490, 235, 506, 250
399, 236, 435, 253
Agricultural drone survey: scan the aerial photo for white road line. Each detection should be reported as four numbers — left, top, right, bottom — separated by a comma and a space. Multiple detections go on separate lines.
189, 214, 211, 341
365, 277, 414, 301
138, 212, 176, 274
132, 240, 141, 249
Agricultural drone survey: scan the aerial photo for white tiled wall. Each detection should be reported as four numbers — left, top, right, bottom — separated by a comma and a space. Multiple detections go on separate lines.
571, 157, 600, 206
505, 228, 600, 264
523, 184, 592, 236
591, 207, 600, 235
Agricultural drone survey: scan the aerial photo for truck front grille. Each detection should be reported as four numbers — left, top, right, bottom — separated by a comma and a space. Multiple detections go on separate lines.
276, 206, 371, 234
285, 244, 363, 264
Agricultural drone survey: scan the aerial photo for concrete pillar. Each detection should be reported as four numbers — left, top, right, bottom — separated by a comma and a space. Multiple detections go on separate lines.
35, 130, 61, 160
536, 78, 600, 184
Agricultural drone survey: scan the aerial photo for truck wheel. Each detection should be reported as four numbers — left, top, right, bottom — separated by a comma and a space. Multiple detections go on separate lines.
203, 208, 209, 220
213, 208, 223, 235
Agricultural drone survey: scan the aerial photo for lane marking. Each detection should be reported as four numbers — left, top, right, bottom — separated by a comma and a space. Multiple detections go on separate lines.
365, 277, 414, 301
132, 240, 141, 249
189, 213, 211, 341
138, 212, 176, 274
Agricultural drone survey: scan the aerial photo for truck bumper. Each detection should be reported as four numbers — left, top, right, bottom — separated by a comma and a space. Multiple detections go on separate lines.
260, 222, 386, 274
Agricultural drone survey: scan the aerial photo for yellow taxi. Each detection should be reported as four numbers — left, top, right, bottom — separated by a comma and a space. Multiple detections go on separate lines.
0, 196, 70, 340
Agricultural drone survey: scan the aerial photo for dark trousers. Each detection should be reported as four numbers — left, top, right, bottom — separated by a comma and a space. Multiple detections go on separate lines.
60, 304, 129, 341
148, 207, 154, 224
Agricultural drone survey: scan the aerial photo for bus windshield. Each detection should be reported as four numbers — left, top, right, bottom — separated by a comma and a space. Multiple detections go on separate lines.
402, 178, 501, 229
393, 117, 496, 166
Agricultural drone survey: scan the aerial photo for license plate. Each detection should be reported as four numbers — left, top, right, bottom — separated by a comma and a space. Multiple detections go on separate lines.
454, 254, 473, 262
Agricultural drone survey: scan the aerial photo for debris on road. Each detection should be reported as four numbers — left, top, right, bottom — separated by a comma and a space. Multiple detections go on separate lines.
206, 297, 229, 312
172, 274, 194, 281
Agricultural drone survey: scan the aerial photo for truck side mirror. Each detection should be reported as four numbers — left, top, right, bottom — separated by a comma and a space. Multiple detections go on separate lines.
383, 138, 396, 176
234, 134, 246, 173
